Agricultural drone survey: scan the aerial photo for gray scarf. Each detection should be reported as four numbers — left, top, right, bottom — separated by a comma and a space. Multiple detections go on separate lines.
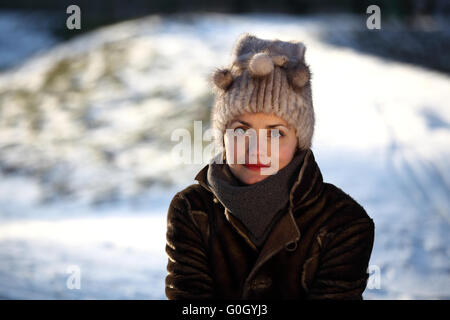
206, 149, 307, 248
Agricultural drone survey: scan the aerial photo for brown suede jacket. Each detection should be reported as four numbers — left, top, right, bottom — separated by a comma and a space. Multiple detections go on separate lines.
165, 149, 375, 300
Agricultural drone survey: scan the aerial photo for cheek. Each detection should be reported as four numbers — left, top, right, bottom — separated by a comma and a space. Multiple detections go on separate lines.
273, 137, 297, 165
277, 145, 292, 161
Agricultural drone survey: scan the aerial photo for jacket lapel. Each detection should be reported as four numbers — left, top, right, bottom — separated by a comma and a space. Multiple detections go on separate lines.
244, 208, 301, 285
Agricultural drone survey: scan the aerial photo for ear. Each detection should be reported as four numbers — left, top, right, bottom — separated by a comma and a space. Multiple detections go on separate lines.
210, 67, 233, 91
300, 45, 306, 61
295, 42, 306, 61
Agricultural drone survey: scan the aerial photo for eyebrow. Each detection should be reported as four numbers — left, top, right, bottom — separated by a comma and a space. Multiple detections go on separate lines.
232, 120, 287, 129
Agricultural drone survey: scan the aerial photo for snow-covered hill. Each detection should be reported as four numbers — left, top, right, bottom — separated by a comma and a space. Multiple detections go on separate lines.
0, 13, 448, 299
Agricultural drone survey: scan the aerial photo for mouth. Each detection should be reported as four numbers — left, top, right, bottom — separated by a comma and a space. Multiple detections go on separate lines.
244, 163, 271, 171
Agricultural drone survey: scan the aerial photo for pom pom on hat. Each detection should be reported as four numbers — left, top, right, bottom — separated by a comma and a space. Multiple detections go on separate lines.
287, 62, 311, 91
248, 52, 274, 77
272, 55, 288, 67
211, 68, 233, 91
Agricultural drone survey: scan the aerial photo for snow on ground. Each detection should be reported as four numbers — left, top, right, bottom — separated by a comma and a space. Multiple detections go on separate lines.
0, 213, 167, 299
0, 13, 448, 299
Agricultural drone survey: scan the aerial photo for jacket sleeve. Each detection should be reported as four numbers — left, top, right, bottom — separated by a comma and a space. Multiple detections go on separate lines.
165, 192, 214, 299
305, 218, 375, 300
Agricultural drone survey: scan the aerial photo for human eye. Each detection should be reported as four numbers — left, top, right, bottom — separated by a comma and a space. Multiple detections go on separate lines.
234, 127, 246, 135
270, 129, 285, 138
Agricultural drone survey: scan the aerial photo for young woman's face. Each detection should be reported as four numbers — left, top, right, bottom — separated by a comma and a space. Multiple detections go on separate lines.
224, 112, 298, 185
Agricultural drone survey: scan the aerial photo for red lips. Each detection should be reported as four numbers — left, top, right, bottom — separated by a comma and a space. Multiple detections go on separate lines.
244, 163, 271, 171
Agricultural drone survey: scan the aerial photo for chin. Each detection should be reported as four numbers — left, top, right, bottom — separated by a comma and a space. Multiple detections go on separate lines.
240, 171, 269, 185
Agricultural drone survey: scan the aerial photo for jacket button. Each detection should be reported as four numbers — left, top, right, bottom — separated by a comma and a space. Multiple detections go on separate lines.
285, 241, 298, 251
213, 197, 219, 203
251, 277, 272, 290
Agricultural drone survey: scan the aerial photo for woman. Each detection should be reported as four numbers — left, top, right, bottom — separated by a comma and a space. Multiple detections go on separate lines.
165, 33, 375, 299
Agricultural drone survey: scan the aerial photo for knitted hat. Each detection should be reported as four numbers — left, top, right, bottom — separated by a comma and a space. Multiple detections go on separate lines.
209, 32, 315, 151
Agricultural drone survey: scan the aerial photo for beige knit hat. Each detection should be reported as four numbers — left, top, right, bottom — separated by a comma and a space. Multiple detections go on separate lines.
209, 32, 314, 151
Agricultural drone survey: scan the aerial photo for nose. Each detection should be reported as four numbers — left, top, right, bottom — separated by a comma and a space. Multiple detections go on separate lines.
247, 133, 270, 163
